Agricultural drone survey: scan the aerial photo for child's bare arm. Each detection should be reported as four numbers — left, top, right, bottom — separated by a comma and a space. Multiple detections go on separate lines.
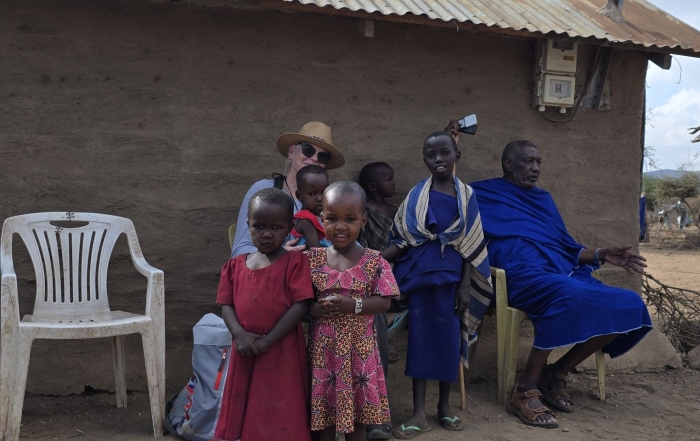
295, 219, 321, 248
381, 243, 405, 262
322, 295, 391, 315
254, 300, 310, 353
222, 305, 263, 357
454, 259, 471, 315
309, 300, 331, 319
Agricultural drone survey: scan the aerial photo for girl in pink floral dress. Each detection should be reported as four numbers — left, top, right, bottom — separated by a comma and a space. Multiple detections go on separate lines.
307, 181, 399, 441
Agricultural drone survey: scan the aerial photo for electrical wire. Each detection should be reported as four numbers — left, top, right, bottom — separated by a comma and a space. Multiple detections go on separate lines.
672, 56, 682, 84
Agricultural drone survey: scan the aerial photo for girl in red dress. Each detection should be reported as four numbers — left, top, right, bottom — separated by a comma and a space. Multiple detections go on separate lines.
307, 181, 399, 441
215, 188, 314, 441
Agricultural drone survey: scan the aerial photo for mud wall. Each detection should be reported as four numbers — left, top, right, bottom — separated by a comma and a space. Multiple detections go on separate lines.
0, 0, 646, 393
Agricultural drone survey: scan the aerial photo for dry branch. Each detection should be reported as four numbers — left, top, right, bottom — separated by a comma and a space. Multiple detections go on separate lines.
642, 272, 700, 353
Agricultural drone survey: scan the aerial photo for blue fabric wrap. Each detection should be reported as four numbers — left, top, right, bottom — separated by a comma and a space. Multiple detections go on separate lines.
468, 178, 587, 275
395, 191, 462, 382
470, 178, 652, 357
391, 176, 494, 372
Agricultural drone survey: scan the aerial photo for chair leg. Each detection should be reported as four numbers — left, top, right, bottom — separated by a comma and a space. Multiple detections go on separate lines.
112, 335, 128, 408
458, 365, 466, 410
0, 328, 19, 437
465, 338, 479, 385
141, 328, 164, 437
502, 312, 523, 409
595, 349, 606, 401
3, 336, 33, 441
156, 323, 166, 413
496, 320, 506, 407
496, 316, 507, 406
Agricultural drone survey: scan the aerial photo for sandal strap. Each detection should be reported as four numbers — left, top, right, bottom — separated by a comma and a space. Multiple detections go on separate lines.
510, 389, 554, 422
522, 389, 542, 398
544, 387, 571, 401
553, 372, 568, 386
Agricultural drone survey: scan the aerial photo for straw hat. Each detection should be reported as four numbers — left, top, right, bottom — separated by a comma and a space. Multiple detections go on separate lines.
276, 122, 345, 171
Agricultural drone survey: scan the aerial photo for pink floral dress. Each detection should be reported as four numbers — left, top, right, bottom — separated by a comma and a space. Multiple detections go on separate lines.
307, 248, 399, 433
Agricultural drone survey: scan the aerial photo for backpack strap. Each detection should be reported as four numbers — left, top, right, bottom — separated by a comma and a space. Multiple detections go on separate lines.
272, 173, 285, 190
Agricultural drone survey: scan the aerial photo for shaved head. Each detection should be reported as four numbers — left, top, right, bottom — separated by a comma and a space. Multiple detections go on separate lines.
324, 181, 366, 209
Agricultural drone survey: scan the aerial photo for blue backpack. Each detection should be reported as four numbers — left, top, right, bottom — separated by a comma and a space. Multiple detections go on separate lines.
164, 314, 231, 441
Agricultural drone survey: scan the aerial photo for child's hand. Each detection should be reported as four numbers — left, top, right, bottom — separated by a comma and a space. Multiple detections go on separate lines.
234, 331, 263, 357
283, 237, 306, 252
309, 301, 330, 319
323, 296, 354, 316
254, 337, 271, 354
454, 286, 470, 316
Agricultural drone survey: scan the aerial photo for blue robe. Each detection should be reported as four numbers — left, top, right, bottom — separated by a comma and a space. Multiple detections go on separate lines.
470, 178, 652, 357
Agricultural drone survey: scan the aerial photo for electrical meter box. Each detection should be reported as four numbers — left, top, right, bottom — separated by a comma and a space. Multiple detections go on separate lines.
541, 39, 577, 74
536, 73, 576, 107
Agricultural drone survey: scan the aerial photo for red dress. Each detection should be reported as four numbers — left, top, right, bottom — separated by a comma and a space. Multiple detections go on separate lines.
214, 252, 314, 441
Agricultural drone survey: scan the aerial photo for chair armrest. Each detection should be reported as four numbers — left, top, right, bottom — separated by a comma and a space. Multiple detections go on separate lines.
124, 228, 165, 317
131, 254, 163, 279
1, 273, 21, 325
490, 267, 509, 315
129, 254, 164, 318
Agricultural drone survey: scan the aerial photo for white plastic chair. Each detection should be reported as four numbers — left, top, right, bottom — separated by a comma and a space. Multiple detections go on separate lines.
0, 212, 165, 440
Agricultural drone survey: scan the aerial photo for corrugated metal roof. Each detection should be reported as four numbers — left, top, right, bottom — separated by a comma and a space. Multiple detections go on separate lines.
284, 0, 700, 55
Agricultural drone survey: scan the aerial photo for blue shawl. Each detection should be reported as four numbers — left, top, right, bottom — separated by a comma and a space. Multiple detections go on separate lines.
469, 177, 587, 274
392, 176, 493, 368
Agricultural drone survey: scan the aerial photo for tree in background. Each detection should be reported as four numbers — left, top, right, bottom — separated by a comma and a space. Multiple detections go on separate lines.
691, 126, 700, 144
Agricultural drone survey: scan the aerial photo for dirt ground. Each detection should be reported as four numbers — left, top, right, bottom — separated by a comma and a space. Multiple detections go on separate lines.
17, 241, 700, 440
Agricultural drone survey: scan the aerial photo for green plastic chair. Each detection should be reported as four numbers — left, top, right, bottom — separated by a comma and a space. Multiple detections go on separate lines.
492, 267, 606, 408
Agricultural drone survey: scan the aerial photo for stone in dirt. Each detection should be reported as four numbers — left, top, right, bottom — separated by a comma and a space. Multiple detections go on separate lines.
686, 345, 700, 370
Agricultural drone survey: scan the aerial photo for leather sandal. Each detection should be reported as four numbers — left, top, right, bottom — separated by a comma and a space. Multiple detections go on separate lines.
506, 388, 559, 429
538, 366, 574, 412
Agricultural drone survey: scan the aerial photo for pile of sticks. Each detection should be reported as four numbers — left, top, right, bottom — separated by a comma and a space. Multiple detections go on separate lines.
642, 272, 700, 353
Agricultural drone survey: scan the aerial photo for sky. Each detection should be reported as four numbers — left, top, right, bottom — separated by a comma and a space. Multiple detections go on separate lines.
644, 0, 700, 170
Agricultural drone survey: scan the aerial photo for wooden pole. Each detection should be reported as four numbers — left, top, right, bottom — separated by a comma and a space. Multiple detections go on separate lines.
454, 158, 467, 410
459, 364, 467, 410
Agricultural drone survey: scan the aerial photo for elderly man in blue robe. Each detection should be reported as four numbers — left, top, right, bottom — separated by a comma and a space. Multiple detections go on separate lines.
469, 139, 652, 429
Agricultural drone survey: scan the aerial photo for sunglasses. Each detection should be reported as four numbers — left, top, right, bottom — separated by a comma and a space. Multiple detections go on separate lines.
298, 142, 332, 165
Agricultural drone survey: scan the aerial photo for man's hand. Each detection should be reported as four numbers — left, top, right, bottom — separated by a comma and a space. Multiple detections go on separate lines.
283, 237, 306, 252
602, 246, 647, 274
444, 120, 460, 145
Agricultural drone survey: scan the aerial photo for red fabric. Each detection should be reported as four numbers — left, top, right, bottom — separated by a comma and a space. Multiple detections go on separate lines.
291, 210, 326, 239
214, 252, 314, 441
